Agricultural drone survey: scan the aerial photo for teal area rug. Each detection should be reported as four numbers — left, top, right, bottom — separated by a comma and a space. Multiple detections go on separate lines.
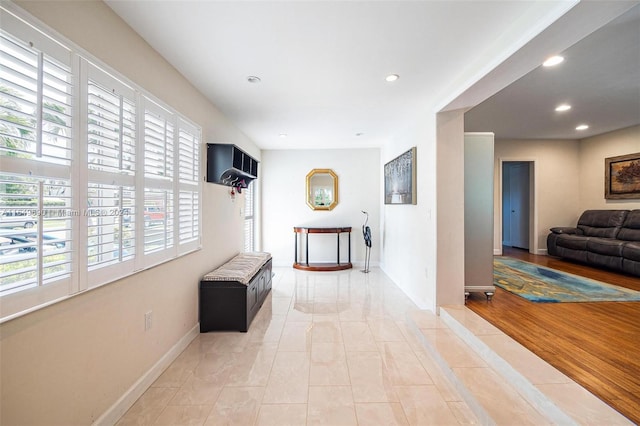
494, 257, 640, 303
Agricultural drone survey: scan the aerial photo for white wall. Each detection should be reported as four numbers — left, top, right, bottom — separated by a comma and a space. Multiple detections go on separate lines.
493, 139, 580, 255
380, 111, 438, 311
579, 125, 640, 211
1, 2, 259, 425
261, 148, 380, 268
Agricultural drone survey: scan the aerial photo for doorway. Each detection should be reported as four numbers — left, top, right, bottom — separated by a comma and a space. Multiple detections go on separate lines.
502, 161, 531, 250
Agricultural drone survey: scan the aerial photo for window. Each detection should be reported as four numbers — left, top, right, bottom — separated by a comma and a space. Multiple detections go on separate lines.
87, 183, 135, 267
143, 100, 174, 261
0, 5, 201, 321
87, 70, 136, 176
86, 62, 137, 286
244, 182, 255, 252
177, 119, 200, 253
0, 21, 73, 165
0, 10, 75, 316
0, 175, 72, 294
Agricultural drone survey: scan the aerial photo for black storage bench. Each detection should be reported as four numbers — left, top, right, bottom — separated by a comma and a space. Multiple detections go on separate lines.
199, 252, 272, 332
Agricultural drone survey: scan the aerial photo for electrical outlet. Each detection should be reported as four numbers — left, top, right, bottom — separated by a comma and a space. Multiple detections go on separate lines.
145, 311, 152, 331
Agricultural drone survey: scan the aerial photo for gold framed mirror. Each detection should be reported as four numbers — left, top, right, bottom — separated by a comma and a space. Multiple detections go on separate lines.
306, 168, 338, 211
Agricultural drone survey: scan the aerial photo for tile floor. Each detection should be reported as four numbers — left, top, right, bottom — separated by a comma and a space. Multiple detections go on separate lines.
115, 266, 622, 425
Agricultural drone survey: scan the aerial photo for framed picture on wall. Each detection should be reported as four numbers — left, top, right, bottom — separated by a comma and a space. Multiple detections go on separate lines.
605, 152, 640, 199
384, 147, 417, 205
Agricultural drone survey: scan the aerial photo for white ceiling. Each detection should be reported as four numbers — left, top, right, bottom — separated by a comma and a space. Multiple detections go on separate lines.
105, 1, 639, 149
465, 3, 640, 140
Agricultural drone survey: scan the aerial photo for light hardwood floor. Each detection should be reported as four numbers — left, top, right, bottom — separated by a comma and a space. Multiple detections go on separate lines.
466, 247, 640, 424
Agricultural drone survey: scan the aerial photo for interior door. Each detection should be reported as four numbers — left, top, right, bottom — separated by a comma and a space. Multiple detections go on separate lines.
508, 162, 530, 250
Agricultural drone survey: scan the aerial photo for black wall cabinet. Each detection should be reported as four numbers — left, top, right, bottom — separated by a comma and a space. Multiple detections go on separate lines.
206, 143, 258, 188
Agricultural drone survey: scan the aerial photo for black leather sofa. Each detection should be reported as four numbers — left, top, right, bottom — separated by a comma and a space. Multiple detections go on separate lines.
547, 209, 640, 276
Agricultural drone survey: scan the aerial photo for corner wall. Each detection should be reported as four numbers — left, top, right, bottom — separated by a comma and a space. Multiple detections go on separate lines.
1, 2, 259, 425
435, 111, 466, 307
380, 112, 438, 311
261, 148, 380, 267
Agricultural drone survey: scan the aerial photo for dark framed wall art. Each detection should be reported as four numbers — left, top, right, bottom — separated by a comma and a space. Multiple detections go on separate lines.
605, 152, 640, 199
384, 147, 416, 205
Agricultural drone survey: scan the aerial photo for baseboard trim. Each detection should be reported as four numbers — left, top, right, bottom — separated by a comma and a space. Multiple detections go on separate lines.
92, 324, 200, 426
497, 248, 548, 256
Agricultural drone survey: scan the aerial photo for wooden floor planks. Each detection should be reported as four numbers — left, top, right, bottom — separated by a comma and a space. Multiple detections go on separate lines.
465, 247, 640, 424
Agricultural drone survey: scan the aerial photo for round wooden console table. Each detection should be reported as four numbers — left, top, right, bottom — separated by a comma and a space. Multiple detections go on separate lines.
293, 226, 352, 271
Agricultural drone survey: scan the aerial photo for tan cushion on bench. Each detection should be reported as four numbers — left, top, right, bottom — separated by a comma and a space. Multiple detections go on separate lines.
202, 252, 271, 285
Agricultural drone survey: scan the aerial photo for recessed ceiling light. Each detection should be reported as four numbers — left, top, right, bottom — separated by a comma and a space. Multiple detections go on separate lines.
385, 74, 399, 82
555, 104, 571, 112
355, 132, 364, 137
576, 124, 589, 131
543, 56, 564, 67
279, 133, 287, 138
247, 76, 261, 83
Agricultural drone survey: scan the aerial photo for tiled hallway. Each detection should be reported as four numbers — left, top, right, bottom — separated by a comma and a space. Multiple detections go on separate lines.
115, 267, 629, 425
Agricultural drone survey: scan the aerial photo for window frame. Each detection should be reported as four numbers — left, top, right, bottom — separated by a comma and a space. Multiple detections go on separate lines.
0, 4, 202, 322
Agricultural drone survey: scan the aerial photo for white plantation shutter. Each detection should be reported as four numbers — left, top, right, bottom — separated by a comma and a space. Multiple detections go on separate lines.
144, 100, 174, 180
177, 118, 200, 253
41, 55, 73, 163
143, 188, 173, 255
0, 33, 38, 159
87, 184, 135, 267
87, 74, 136, 175
0, 24, 72, 165
40, 179, 73, 283
244, 182, 255, 252
178, 190, 198, 245
0, 175, 72, 292
0, 5, 202, 321
85, 62, 137, 287
142, 98, 175, 264
178, 120, 198, 182
0, 9, 75, 319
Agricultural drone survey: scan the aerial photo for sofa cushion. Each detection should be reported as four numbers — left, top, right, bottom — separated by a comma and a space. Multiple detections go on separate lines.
586, 238, 625, 256
556, 234, 589, 251
556, 246, 588, 263
576, 210, 629, 238
617, 210, 640, 241
546, 233, 560, 256
550, 227, 580, 235
587, 252, 623, 271
622, 242, 640, 262
622, 258, 640, 276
